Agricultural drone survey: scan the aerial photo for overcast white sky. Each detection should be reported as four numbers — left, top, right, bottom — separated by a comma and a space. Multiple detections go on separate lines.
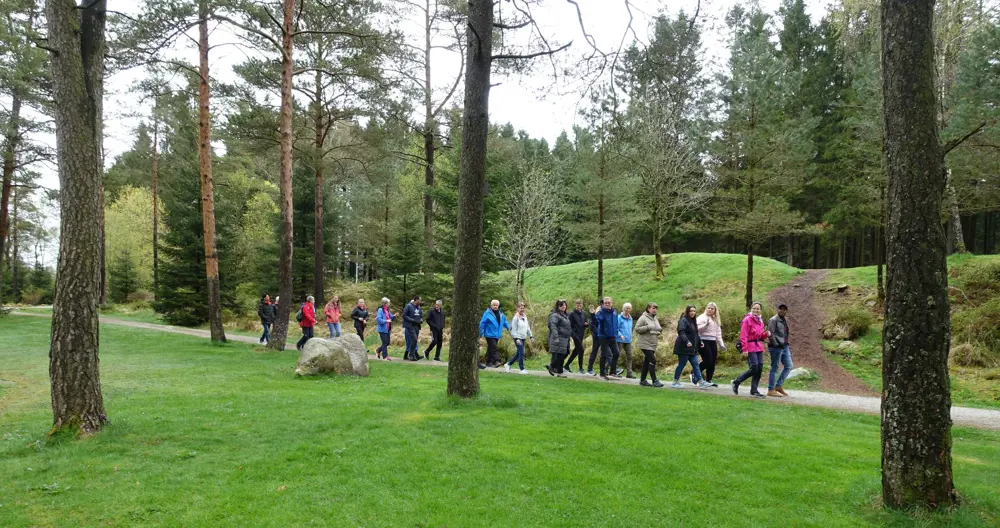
34, 0, 833, 192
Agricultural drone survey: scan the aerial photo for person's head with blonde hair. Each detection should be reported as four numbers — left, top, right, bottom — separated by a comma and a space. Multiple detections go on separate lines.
703, 302, 721, 326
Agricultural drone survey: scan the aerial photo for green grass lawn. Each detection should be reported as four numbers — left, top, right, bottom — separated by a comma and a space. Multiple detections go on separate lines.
511, 253, 802, 311
2, 317, 999, 527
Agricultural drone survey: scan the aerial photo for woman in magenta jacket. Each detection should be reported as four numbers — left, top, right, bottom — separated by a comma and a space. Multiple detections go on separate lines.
731, 301, 770, 398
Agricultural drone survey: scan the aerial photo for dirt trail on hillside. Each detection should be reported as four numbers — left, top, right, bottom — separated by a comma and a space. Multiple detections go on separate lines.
767, 270, 875, 396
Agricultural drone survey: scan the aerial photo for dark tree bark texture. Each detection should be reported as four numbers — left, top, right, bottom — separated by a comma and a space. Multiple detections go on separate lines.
880, 0, 956, 509
198, 0, 225, 343
447, 0, 493, 397
269, 0, 296, 351
313, 68, 325, 309
46, 0, 109, 435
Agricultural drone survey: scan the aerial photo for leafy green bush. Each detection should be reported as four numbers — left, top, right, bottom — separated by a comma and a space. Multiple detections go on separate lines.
952, 258, 1000, 301
824, 307, 874, 340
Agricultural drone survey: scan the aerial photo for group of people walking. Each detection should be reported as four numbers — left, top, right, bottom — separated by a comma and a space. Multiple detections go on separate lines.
258, 292, 795, 399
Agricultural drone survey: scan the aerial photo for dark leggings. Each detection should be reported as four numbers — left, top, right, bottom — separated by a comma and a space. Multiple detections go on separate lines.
735, 352, 764, 394
587, 334, 600, 371
699, 339, 719, 382
296, 326, 314, 350
355, 323, 365, 343
640, 349, 658, 382
485, 337, 500, 365
425, 328, 443, 359
565, 336, 584, 370
550, 352, 566, 374
377, 332, 391, 358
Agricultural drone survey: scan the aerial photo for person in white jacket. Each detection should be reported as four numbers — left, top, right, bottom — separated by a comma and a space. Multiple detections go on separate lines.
696, 302, 727, 387
505, 302, 534, 373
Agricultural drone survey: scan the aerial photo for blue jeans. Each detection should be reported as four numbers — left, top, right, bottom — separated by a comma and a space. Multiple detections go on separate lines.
674, 354, 703, 382
327, 322, 341, 337
404, 326, 419, 357
507, 339, 526, 370
260, 322, 270, 343
768, 345, 794, 389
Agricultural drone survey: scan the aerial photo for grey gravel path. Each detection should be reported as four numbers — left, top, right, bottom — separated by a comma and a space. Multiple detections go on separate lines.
12, 311, 1000, 430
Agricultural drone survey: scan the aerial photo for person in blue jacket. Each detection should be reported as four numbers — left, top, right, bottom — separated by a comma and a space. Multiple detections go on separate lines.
617, 302, 635, 379
402, 295, 424, 361
594, 297, 621, 380
479, 299, 510, 368
375, 297, 397, 360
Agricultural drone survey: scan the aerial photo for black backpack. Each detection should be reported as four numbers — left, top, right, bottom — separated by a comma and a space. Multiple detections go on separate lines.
295, 304, 305, 322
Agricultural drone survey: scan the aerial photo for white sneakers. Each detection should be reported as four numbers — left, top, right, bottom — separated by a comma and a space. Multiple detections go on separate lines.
519, 369, 529, 374
504, 364, 511, 372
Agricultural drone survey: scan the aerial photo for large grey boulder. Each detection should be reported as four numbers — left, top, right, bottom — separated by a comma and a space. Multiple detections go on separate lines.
295, 334, 369, 377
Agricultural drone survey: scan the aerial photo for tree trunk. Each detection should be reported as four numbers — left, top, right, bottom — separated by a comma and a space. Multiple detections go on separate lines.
45, 0, 109, 435
877, 186, 885, 302
0, 86, 21, 305
944, 170, 966, 254
11, 187, 20, 299
787, 236, 794, 267
99, 183, 107, 307
653, 208, 664, 280
152, 110, 159, 300
197, 0, 225, 343
423, 0, 435, 251
597, 149, 606, 299
269, 0, 296, 351
813, 235, 819, 269
880, 0, 956, 509
313, 68, 325, 309
447, 0, 492, 398
745, 244, 754, 309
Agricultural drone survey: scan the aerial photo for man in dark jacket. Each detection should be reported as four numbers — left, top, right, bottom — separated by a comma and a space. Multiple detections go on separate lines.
424, 300, 445, 361
586, 303, 600, 375
594, 297, 621, 380
257, 294, 274, 344
402, 295, 424, 361
564, 299, 588, 373
766, 304, 793, 397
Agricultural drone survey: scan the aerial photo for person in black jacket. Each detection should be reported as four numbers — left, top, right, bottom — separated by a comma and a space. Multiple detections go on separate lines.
351, 299, 369, 347
257, 294, 275, 344
586, 303, 600, 375
564, 299, 588, 373
402, 295, 424, 361
424, 300, 445, 361
672, 305, 712, 389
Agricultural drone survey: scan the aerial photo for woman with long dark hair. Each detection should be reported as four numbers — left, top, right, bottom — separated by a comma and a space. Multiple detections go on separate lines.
672, 305, 712, 389
732, 301, 770, 398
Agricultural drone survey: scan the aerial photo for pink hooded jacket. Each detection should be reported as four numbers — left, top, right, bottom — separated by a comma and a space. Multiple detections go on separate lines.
739, 313, 768, 353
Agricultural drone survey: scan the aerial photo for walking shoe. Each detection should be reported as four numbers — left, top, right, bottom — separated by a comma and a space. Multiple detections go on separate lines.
546, 365, 554, 376
750, 392, 766, 399
424, 352, 430, 360
689, 374, 695, 384
670, 381, 683, 388
478, 362, 487, 369
767, 389, 783, 397
652, 381, 664, 388
434, 357, 442, 362
579, 369, 587, 374
557, 373, 568, 378
505, 364, 511, 373
640, 380, 652, 387
625, 374, 635, 379
698, 380, 713, 389
587, 370, 595, 376
616, 368, 625, 376
600, 375, 610, 380
710, 382, 718, 388
776, 386, 789, 396
519, 369, 529, 374
731, 380, 739, 395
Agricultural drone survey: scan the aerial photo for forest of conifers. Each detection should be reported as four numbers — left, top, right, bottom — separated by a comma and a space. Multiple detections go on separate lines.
2, 0, 998, 324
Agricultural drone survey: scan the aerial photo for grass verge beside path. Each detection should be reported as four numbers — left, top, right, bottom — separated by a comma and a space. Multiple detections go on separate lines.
516, 253, 802, 310
2, 317, 999, 527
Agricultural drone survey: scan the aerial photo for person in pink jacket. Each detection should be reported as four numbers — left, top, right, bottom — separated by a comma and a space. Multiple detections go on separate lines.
731, 301, 770, 398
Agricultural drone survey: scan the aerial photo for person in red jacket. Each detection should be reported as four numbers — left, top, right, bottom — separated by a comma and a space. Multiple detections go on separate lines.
731, 301, 770, 398
296, 295, 316, 351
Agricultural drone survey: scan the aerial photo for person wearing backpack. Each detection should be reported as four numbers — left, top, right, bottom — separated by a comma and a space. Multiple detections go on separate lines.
295, 295, 316, 352
257, 294, 274, 344
672, 305, 712, 389
402, 295, 424, 361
